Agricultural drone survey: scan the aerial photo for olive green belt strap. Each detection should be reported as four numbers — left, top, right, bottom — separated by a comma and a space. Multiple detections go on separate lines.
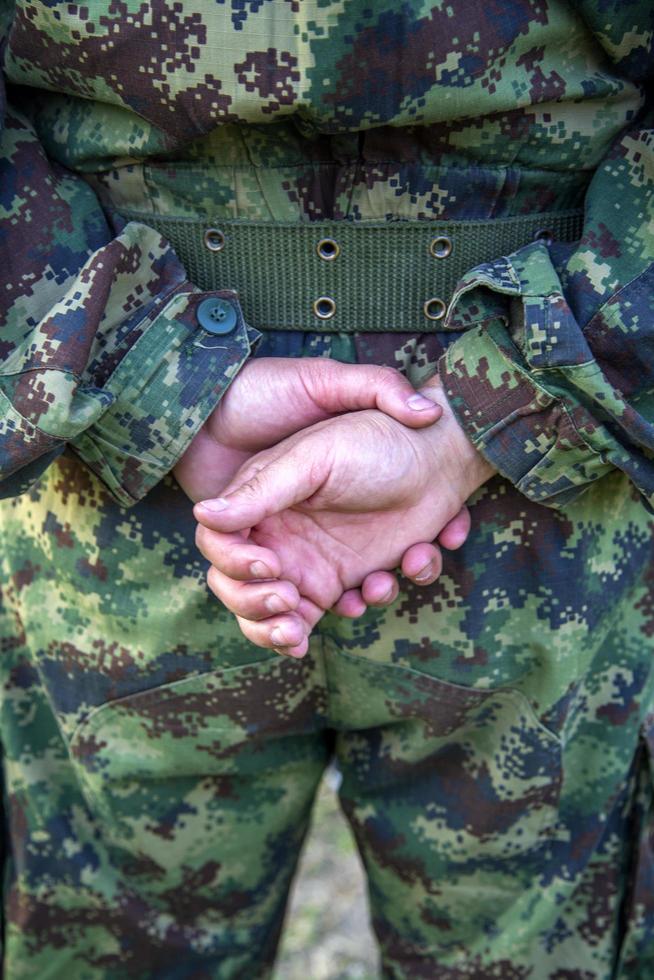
119, 210, 584, 333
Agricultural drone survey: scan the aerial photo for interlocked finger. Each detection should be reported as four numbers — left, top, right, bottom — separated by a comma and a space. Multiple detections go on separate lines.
196, 525, 281, 581
401, 542, 443, 585
360, 570, 400, 607
233, 611, 309, 659
206, 565, 300, 621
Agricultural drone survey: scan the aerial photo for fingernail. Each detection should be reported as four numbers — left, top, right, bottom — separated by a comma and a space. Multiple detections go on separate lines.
407, 393, 436, 411
414, 562, 434, 583
380, 588, 395, 604
271, 625, 302, 646
265, 594, 287, 614
198, 497, 230, 512
250, 561, 273, 579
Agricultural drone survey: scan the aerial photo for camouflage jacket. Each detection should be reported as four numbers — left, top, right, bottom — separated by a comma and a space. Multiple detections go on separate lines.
0, 1, 652, 509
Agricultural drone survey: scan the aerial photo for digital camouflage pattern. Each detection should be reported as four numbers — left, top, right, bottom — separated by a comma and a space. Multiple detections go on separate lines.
0, 0, 653, 977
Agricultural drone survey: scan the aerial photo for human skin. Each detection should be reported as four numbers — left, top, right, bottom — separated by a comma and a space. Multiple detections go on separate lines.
173, 358, 471, 620
193, 377, 494, 657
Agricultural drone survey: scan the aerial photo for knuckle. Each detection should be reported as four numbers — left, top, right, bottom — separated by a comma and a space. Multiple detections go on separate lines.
237, 478, 263, 501
309, 356, 333, 381
206, 565, 222, 596
236, 616, 267, 648
304, 357, 337, 404
195, 523, 210, 554
375, 364, 403, 387
241, 477, 261, 495
232, 463, 267, 499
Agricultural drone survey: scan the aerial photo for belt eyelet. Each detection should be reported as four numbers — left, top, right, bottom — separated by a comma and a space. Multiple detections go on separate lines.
316, 238, 340, 261
204, 228, 225, 252
429, 236, 452, 259
423, 297, 447, 321
313, 296, 336, 320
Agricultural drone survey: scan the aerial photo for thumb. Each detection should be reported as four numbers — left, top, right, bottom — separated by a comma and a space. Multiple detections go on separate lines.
194, 442, 328, 532
312, 362, 442, 429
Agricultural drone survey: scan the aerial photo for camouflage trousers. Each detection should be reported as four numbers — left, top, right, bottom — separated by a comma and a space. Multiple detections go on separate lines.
1, 329, 653, 979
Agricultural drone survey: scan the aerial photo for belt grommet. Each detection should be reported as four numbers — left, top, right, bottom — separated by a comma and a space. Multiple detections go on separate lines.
429, 235, 452, 259
316, 237, 340, 261
313, 296, 336, 320
204, 227, 225, 252
424, 297, 447, 321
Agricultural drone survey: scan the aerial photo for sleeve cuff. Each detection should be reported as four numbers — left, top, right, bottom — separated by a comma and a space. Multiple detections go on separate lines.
439, 315, 612, 509
71, 287, 260, 507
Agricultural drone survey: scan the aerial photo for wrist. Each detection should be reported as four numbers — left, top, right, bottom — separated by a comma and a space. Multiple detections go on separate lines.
419, 376, 496, 498
173, 424, 250, 502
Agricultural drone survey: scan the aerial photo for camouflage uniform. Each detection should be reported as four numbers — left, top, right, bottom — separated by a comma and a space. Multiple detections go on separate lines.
1, 1, 653, 977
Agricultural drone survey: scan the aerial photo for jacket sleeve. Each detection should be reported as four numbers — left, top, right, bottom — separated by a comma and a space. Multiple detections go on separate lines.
0, 88, 259, 507
439, 30, 654, 510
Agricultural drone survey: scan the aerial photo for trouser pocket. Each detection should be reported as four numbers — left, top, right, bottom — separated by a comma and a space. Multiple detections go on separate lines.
329, 651, 565, 859
69, 656, 326, 875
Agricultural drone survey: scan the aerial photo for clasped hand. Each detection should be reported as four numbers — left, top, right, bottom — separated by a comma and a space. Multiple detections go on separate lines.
174, 358, 493, 657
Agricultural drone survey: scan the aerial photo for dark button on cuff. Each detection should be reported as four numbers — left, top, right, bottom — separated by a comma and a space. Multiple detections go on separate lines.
197, 297, 238, 335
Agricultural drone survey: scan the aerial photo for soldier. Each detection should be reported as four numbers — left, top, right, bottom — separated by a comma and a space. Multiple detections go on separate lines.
1, 1, 653, 978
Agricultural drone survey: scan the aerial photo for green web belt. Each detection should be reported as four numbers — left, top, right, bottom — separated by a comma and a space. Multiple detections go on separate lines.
119, 209, 584, 333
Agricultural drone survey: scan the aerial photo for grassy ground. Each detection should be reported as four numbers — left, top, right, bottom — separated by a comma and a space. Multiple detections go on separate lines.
273, 769, 379, 979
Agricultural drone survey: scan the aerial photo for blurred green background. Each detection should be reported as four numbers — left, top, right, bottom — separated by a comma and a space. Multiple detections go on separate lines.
274, 768, 378, 979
